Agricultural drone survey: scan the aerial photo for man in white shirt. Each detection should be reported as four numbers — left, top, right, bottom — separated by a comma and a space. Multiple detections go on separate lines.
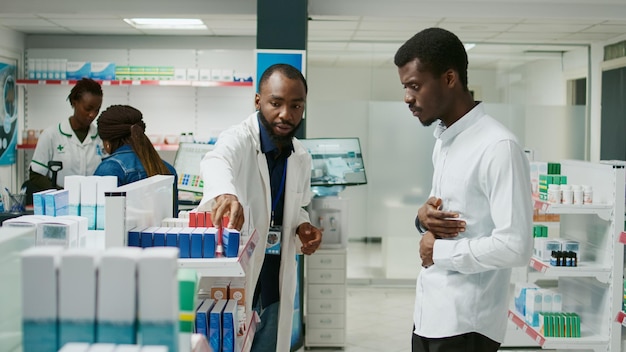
394, 27, 533, 352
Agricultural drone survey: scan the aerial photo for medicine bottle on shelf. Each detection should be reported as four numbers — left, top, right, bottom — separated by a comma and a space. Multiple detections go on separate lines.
548, 184, 561, 204
572, 184, 583, 205
561, 184, 573, 205
582, 185, 593, 204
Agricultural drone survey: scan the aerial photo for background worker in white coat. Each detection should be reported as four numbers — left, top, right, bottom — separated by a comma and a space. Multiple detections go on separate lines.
198, 63, 322, 352
29, 77, 104, 190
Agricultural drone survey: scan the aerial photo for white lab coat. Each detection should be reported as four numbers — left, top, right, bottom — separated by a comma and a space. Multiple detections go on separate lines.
30, 118, 103, 187
198, 112, 313, 351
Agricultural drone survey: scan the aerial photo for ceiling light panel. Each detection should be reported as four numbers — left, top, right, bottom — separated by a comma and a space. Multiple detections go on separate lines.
124, 18, 207, 30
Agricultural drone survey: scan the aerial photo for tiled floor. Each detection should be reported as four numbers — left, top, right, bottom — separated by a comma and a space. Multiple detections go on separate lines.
296, 241, 543, 352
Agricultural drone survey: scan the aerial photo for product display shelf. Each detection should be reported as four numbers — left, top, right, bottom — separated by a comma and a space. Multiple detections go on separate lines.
17, 143, 180, 151
508, 309, 609, 350
179, 228, 260, 352
533, 198, 613, 219
178, 229, 259, 278
510, 160, 625, 352
528, 257, 612, 283
16, 79, 252, 87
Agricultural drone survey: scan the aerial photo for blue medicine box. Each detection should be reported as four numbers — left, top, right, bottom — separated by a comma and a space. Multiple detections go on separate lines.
191, 228, 204, 258
153, 227, 167, 247
223, 228, 240, 258
203, 228, 217, 258
166, 228, 180, 248
66, 61, 91, 79
44, 189, 69, 216
195, 299, 215, 336
209, 299, 227, 352
178, 227, 192, 258
128, 227, 145, 247
90, 62, 116, 80
141, 226, 159, 248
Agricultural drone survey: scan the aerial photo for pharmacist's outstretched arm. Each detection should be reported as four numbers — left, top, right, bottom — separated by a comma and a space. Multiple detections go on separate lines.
296, 222, 322, 255
212, 194, 245, 231
417, 197, 465, 238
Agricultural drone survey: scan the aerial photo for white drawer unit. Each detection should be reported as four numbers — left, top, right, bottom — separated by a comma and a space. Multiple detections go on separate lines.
305, 248, 347, 348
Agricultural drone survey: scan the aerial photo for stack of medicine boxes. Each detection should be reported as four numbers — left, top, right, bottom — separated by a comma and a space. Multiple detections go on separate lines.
21, 246, 196, 352
537, 162, 566, 202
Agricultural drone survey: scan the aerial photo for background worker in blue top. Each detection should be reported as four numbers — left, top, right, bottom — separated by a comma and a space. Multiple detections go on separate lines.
94, 104, 178, 216
29, 77, 104, 190
199, 63, 322, 351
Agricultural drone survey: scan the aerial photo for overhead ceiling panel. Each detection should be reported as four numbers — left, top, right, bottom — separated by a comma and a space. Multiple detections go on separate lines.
1, 0, 625, 69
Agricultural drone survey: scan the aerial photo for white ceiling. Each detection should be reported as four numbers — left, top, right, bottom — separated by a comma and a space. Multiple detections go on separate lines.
2, 0, 626, 69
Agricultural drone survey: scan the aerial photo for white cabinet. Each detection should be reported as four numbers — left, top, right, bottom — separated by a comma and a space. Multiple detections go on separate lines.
508, 160, 625, 352
305, 248, 347, 348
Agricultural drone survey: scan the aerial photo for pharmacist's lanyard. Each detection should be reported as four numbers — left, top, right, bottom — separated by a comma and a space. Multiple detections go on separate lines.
270, 160, 288, 228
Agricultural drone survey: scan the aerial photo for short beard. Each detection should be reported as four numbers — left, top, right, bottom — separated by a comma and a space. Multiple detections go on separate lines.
421, 118, 436, 127
259, 110, 301, 148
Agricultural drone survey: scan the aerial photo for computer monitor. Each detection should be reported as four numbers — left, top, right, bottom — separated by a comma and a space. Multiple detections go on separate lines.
173, 142, 215, 194
299, 137, 367, 187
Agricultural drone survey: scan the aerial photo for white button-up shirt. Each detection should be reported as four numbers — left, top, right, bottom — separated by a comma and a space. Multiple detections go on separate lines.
413, 103, 533, 343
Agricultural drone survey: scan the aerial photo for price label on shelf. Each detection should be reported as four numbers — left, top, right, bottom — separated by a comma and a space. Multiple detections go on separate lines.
619, 312, 626, 327
529, 257, 548, 273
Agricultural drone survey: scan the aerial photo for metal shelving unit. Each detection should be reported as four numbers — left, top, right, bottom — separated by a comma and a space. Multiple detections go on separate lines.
510, 160, 625, 352
179, 230, 261, 352
16, 79, 252, 87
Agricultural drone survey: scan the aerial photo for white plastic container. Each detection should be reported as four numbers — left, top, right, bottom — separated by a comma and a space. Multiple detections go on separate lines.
548, 184, 561, 204
583, 185, 593, 204
572, 184, 583, 205
561, 184, 573, 204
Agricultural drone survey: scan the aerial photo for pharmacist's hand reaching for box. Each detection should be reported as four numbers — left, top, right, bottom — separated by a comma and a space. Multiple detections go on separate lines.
212, 194, 245, 231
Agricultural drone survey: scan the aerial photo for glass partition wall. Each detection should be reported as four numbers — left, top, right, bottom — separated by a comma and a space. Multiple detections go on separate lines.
306, 43, 589, 284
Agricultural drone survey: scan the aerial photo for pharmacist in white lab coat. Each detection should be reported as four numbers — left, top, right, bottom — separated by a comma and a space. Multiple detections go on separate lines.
198, 63, 322, 352
29, 78, 104, 189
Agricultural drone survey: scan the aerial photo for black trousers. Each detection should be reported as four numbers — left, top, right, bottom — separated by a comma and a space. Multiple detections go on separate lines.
412, 331, 500, 352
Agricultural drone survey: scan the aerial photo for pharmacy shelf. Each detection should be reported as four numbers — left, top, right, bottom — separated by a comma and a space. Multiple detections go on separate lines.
190, 310, 258, 352
16, 79, 253, 87
17, 143, 180, 151
533, 199, 612, 218
508, 310, 609, 351
528, 256, 612, 283
178, 229, 258, 278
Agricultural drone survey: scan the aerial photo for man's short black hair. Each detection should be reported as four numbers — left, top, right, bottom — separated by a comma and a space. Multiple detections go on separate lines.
258, 63, 308, 93
394, 27, 469, 90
